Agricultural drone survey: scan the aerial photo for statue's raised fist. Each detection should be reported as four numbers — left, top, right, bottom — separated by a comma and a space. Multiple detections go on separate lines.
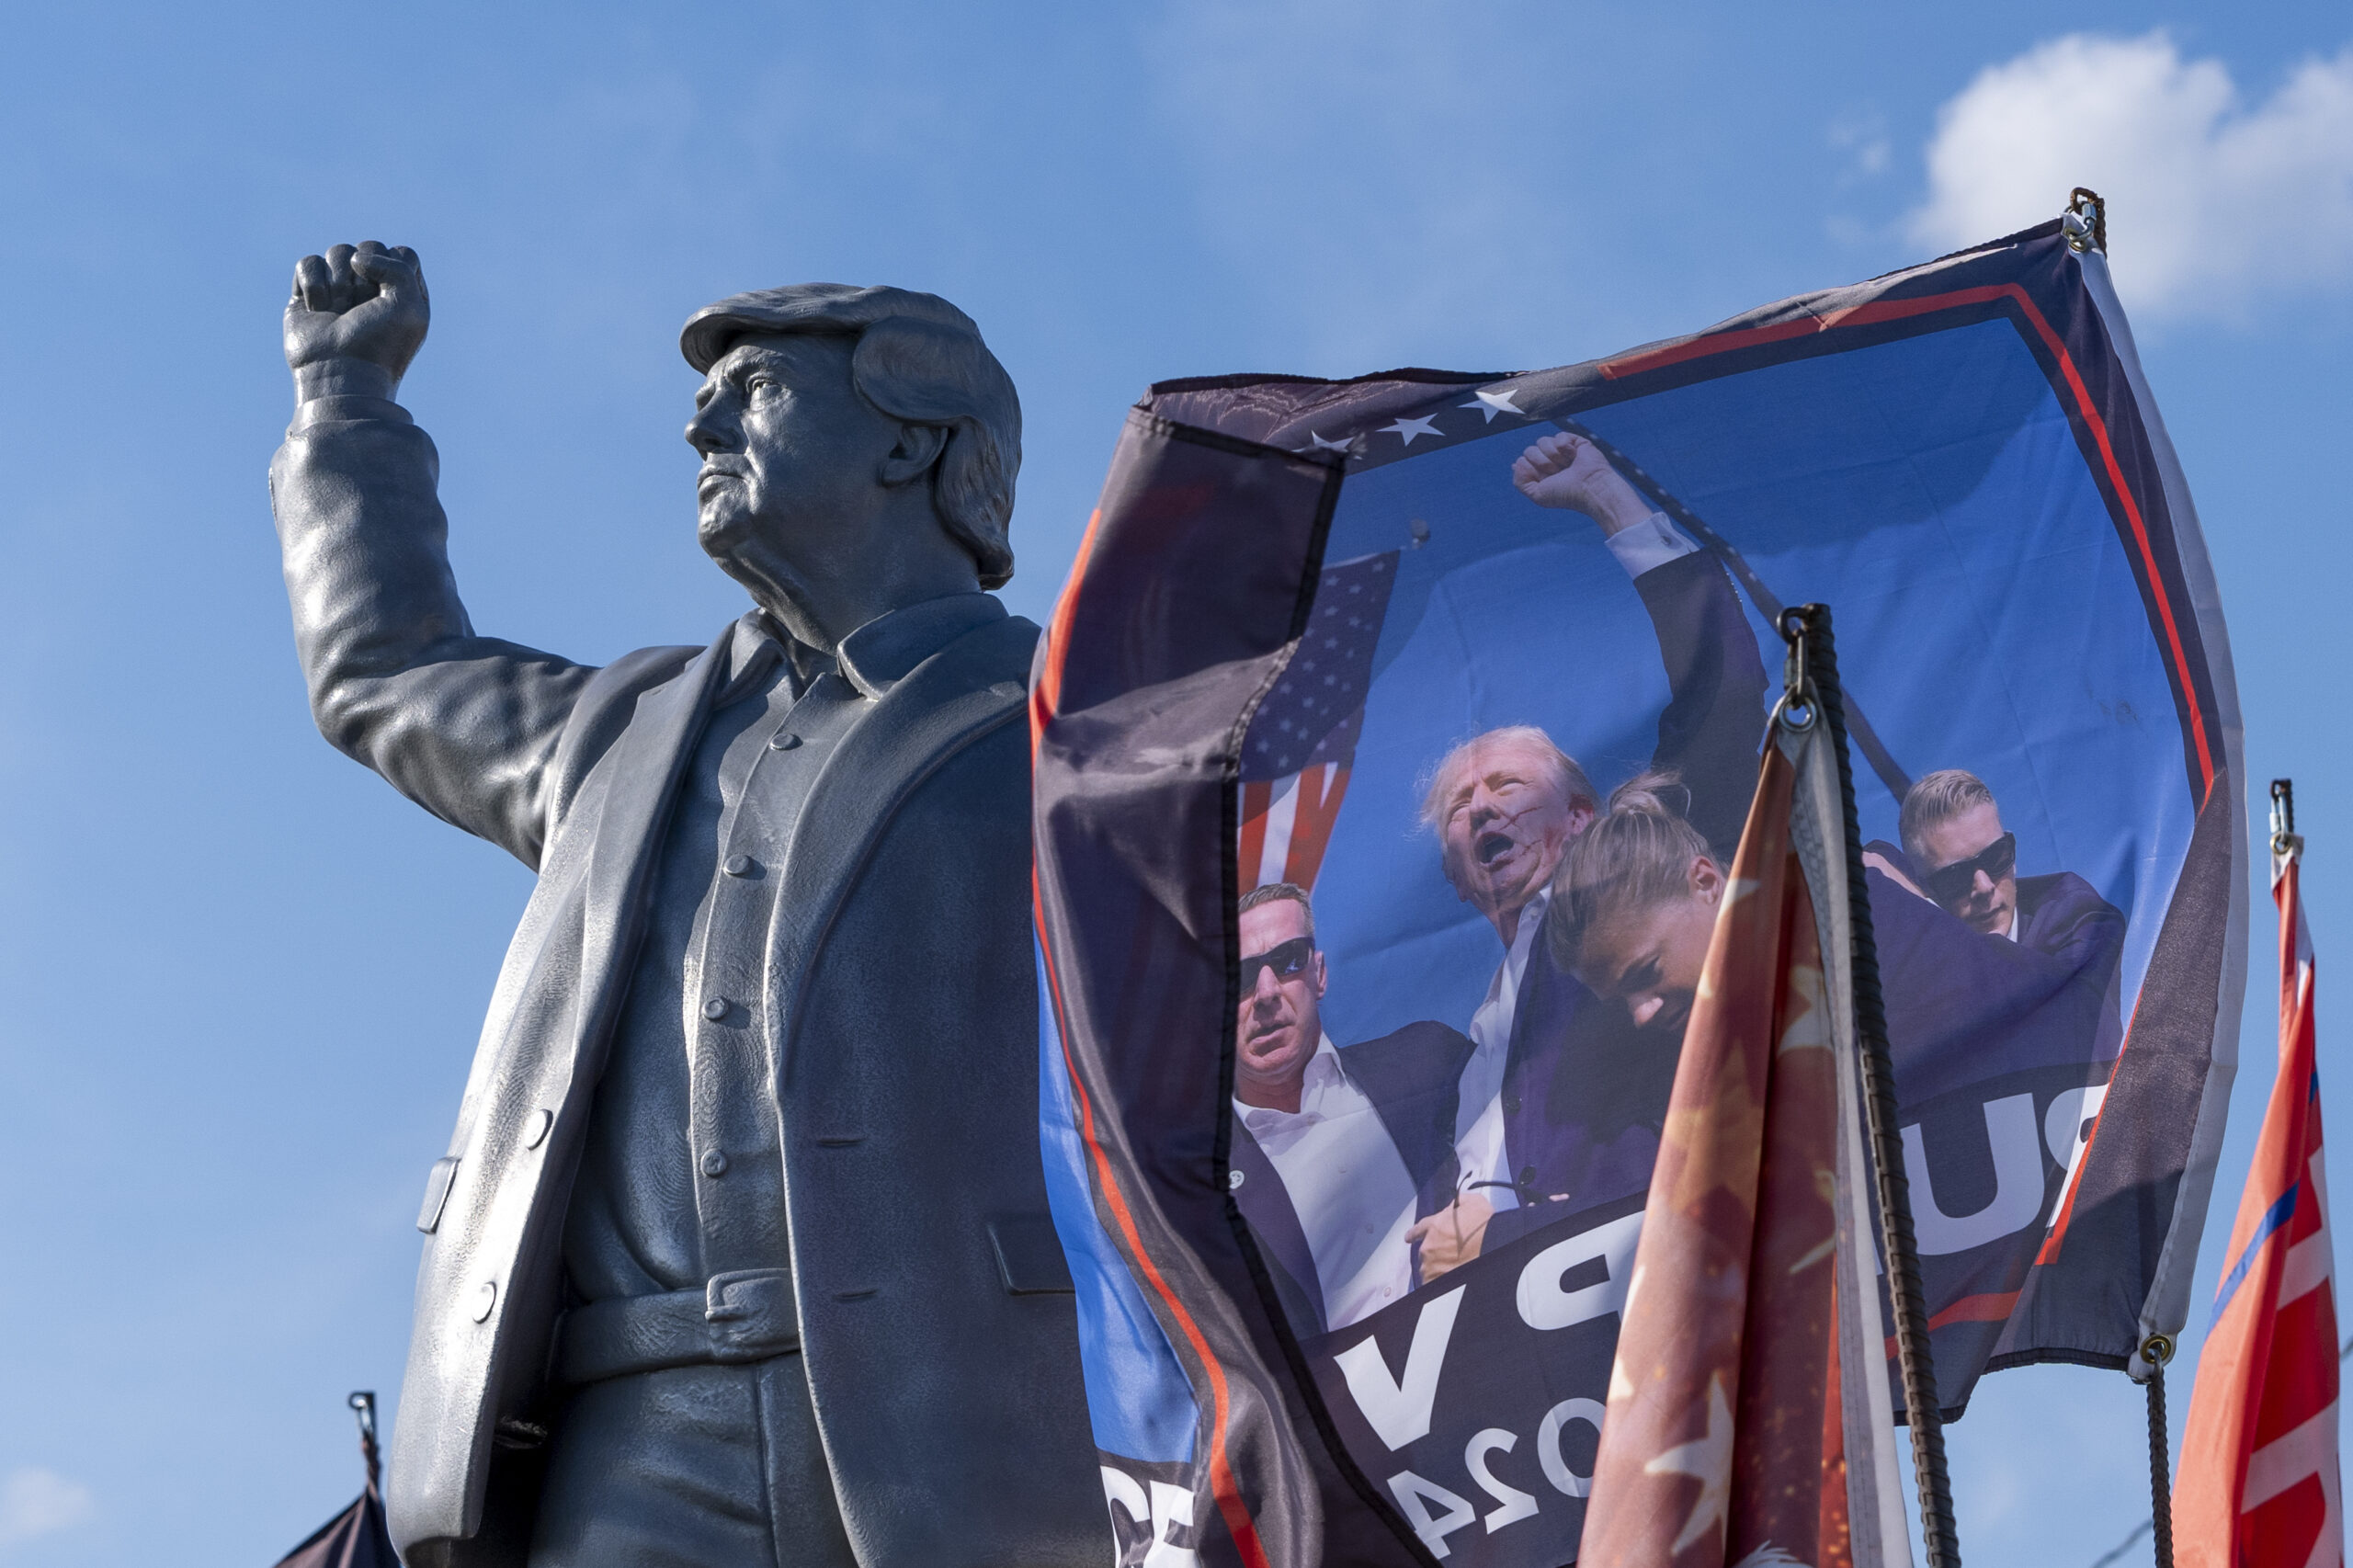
283, 241, 430, 401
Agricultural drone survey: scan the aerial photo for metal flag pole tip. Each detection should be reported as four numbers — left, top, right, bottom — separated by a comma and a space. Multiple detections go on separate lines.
349, 1390, 381, 1494
2272, 778, 2302, 859
1772, 607, 1818, 733
2065, 188, 2108, 254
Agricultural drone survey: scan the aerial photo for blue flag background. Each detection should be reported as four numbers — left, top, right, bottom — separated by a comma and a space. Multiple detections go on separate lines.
1033, 220, 2244, 1568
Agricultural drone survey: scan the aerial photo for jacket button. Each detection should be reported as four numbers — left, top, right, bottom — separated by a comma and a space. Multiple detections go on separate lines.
471, 1281, 497, 1322
768, 732, 801, 751
1229, 1168, 1245, 1190
703, 997, 730, 1021
701, 1150, 729, 1178
722, 855, 756, 877
1504, 1094, 1522, 1115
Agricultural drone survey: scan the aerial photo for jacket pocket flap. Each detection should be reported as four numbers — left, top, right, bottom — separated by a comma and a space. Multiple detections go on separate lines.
417, 1156, 461, 1234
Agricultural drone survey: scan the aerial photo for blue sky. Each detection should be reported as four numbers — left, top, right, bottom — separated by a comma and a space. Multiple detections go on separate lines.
2, 4, 2348, 1564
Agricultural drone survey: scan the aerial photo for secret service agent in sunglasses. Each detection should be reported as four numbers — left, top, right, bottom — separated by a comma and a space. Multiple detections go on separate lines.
1238, 936, 1316, 992
1921, 831, 2018, 908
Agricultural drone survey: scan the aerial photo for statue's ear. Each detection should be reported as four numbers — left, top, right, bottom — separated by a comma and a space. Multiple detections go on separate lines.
880, 423, 949, 488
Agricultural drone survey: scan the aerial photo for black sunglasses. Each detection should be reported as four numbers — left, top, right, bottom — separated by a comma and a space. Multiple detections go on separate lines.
1922, 832, 2017, 907
1238, 936, 1316, 993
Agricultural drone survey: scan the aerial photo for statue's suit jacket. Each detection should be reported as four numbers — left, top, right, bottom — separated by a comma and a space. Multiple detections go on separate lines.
270, 395, 1103, 1567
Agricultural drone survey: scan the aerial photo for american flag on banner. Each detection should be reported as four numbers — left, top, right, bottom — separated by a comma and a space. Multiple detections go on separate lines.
1236, 550, 1396, 895
2178, 796, 2342, 1568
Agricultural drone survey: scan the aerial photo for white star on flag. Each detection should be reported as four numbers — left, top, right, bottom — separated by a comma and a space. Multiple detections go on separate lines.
1643, 1373, 1735, 1553
1461, 387, 1524, 422
1381, 415, 1441, 446
1306, 431, 1353, 453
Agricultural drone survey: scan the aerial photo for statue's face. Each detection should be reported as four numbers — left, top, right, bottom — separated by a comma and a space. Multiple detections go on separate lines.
685, 331, 910, 623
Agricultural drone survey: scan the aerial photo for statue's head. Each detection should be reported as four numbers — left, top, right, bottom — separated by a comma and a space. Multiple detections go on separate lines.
680, 284, 1020, 643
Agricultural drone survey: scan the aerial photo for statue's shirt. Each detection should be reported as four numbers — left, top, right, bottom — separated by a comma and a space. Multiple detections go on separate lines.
561, 591, 1011, 1301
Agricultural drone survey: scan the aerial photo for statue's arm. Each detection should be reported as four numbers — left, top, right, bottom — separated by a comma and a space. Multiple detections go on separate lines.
271, 244, 596, 868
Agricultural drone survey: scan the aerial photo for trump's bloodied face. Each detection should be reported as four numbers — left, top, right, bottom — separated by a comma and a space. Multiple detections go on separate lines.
1233, 894, 1328, 1111
1434, 737, 1594, 930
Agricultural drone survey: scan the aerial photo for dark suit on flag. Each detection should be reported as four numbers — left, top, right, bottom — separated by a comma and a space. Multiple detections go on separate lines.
1483, 548, 1767, 1247
1233, 1021, 1475, 1335
1865, 858, 2128, 1107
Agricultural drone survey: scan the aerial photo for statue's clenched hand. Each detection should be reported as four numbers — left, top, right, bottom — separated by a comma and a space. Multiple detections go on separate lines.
284, 242, 429, 402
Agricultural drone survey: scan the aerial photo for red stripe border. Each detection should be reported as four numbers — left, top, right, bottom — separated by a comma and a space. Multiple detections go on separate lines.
1033, 528, 1274, 1568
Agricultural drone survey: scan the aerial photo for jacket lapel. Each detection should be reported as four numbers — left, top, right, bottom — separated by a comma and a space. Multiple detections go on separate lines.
764, 616, 1035, 1078
572, 629, 733, 1063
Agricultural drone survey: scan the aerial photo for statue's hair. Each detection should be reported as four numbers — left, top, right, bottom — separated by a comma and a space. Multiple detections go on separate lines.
1418, 725, 1599, 834
1546, 770, 1713, 974
1238, 881, 1315, 944
679, 283, 1021, 588
1900, 768, 1996, 867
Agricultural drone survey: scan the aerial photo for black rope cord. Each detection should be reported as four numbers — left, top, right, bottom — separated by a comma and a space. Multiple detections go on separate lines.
2145, 1358, 2173, 1568
1780, 603, 1961, 1568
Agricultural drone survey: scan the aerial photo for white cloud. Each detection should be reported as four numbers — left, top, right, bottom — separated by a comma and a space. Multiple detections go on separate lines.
1907, 33, 2353, 322
0, 1468, 95, 1550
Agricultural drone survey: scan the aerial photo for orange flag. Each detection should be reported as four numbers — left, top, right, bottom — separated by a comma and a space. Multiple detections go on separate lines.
2177, 799, 2340, 1567
1580, 721, 1908, 1568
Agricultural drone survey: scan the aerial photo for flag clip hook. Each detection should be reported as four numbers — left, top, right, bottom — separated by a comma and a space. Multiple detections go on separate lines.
2271, 778, 2303, 862
1772, 605, 1818, 733
2063, 187, 2108, 255
349, 1390, 382, 1493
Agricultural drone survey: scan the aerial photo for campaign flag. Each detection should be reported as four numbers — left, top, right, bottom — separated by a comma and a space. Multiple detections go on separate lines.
2177, 812, 2340, 1567
1035, 213, 2243, 1568
1579, 716, 1908, 1568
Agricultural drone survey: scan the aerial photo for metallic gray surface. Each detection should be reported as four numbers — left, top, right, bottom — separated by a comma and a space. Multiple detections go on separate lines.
529, 1358, 855, 1568
272, 244, 1104, 1567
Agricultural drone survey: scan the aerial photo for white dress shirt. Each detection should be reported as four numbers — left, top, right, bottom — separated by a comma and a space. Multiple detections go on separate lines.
1454, 887, 1547, 1213
1235, 1036, 1420, 1329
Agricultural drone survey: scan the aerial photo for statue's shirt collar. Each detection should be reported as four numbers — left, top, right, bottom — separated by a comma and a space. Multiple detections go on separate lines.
722, 591, 1006, 704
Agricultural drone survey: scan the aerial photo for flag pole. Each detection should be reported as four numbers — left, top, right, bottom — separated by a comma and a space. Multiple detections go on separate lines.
1779, 603, 1961, 1567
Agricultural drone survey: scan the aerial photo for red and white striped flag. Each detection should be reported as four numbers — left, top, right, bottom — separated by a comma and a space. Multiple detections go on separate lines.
2178, 804, 2341, 1567
1236, 551, 1394, 895
1580, 718, 1909, 1568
